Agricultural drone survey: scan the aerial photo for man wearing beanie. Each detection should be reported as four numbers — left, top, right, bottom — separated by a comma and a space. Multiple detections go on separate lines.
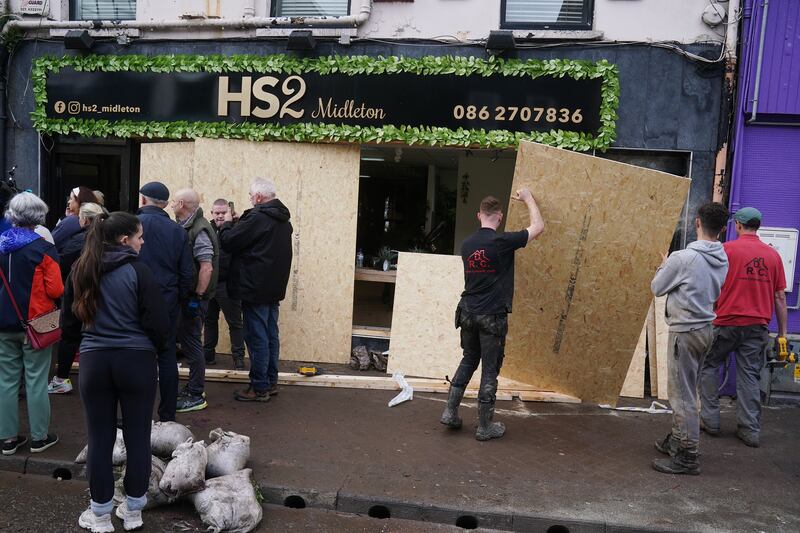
699, 207, 788, 448
137, 182, 194, 422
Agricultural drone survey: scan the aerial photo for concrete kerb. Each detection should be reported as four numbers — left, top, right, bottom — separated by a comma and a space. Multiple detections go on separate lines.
258, 481, 338, 510
0, 454, 84, 480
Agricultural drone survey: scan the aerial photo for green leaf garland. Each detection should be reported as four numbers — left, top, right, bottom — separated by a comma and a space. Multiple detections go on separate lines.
31, 54, 619, 150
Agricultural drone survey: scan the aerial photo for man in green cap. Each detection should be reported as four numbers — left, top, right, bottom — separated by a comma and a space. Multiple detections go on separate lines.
699, 206, 788, 448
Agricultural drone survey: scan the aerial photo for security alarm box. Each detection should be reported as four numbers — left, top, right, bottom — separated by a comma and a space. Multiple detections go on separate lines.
19, 0, 49, 16
757, 227, 798, 292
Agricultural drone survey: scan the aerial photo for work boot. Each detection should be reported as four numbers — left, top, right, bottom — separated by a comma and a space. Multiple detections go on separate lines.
652, 448, 700, 476
654, 432, 678, 456
736, 427, 760, 448
700, 418, 720, 436
233, 356, 246, 371
475, 402, 505, 441
440, 385, 465, 429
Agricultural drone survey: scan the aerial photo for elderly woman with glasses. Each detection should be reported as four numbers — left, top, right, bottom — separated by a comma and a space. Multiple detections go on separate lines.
0, 192, 63, 456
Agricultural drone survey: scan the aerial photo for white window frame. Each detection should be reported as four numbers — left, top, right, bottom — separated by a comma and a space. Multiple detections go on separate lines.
71, 0, 137, 21
500, 0, 594, 30
271, 0, 352, 18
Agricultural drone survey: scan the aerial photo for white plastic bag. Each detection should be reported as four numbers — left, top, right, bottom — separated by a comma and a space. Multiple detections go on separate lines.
206, 429, 251, 478
388, 372, 413, 407
190, 469, 263, 533
113, 455, 175, 509
150, 421, 194, 457
159, 438, 207, 497
74, 428, 126, 465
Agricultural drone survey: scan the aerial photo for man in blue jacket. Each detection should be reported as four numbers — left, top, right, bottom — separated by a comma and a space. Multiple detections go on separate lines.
137, 182, 193, 422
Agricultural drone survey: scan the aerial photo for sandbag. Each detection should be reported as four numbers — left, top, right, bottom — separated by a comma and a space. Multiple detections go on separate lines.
206, 429, 251, 478
151, 421, 194, 457
159, 439, 207, 498
190, 469, 262, 533
74, 428, 126, 465
113, 455, 175, 509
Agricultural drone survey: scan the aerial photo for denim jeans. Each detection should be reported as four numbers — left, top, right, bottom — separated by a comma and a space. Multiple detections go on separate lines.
177, 300, 209, 397
156, 294, 179, 422
242, 302, 280, 393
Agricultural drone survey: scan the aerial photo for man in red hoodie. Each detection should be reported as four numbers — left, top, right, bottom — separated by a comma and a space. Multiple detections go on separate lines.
699, 207, 788, 448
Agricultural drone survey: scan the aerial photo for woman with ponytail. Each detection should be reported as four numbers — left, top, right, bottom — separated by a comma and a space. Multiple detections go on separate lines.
62, 212, 168, 533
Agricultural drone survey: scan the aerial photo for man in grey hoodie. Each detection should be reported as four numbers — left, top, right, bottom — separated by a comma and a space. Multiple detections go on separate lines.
650, 202, 730, 475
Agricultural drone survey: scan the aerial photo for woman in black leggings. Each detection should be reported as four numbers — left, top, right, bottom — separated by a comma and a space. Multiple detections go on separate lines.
63, 212, 168, 532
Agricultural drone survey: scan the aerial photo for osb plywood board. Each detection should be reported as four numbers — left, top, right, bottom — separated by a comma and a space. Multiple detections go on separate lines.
387, 253, 464, 379
192, 138, 360, 364
502, 142, 690, 405
647, 300, 658, 397
140, 142, 195, 194
619, 318, 647, 398
655, 295, 670, 400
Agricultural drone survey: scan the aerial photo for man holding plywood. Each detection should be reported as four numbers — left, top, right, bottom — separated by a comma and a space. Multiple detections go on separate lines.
440, 189, 544, 441
650, 202, 729, 475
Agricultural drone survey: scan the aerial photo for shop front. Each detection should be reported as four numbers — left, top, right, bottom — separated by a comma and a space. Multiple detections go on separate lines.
4, 38, 725, 370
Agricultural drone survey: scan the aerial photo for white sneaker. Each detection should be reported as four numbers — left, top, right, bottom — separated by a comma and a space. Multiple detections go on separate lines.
78, 508, 115, 533
48, 377, 73, 394
115, 501, 143, 531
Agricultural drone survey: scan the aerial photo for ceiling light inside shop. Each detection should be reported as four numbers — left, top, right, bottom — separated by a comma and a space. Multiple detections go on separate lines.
361, 156, 385, 162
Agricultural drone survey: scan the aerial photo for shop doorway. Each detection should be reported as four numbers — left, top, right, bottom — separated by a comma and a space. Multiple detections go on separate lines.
44, 139, 140, 228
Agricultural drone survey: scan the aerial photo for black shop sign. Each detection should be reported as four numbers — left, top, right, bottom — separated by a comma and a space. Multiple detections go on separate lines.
45, 67, 604, 135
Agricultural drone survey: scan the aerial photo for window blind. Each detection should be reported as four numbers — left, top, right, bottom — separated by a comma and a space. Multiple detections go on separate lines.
505, 0, 588, 24
78, 0, 136, 20
274, 0, 350, 17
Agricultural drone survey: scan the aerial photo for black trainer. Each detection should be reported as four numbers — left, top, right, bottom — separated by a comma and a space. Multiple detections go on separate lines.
30, 434, 59, 453
2, 435, 28, 456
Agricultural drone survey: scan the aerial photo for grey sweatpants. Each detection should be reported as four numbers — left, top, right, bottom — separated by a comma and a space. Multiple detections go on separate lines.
667, 324, 714, 453
700, 325, 769, 434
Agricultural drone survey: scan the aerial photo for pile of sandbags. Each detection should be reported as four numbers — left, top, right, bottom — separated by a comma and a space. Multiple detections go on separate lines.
76, 423, 260, 532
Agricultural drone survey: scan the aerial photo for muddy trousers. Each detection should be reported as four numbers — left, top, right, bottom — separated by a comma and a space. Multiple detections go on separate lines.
79, 349, 157, 508
700, 325, 769, 434
450, 311, 508, 404
666, 325, 714, 454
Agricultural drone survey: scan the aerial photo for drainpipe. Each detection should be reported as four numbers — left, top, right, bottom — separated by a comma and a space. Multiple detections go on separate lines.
0, 0, 8, 185
748, 0, 770, 123
712, 0, 742, 203
1, 0, 373, 36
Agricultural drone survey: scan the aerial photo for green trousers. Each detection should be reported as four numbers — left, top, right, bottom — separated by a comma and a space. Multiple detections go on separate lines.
0, 331, 52, 441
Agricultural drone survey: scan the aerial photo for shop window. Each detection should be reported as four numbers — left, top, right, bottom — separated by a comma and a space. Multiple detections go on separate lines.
71, 0, 137, 20
272, 0, 350, 17
501, 0, 594, 30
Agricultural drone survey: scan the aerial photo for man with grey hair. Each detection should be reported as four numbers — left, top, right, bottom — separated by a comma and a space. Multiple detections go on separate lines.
219, 178, 293, 402
171, 188, 219, 413
137, 182, 194, 422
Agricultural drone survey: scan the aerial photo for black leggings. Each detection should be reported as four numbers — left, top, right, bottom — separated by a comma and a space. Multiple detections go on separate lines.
79, 349, 157, 504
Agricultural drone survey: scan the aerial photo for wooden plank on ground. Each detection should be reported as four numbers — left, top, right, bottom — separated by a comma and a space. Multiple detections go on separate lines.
647, 300, 658, 397
502, 141, 690, 405
619, 314, 648, 398
654, 295, 670, 400
387, 253, 466, 380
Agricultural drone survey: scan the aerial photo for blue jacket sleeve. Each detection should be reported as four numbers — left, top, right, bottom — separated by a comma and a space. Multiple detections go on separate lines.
133, 262, 170, 352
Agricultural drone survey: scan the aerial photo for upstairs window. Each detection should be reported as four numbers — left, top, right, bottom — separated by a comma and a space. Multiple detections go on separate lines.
501, 0, 594, 30
272, 0, 351, 17
72, 0, 137, 20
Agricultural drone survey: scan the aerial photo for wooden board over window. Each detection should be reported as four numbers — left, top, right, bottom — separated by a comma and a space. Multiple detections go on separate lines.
502, 141, 690, 405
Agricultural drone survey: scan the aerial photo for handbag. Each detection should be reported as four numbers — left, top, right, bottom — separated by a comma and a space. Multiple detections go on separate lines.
0, 261, 62, 350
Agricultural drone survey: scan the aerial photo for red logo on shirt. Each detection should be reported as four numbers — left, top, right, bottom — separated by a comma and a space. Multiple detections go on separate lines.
468, 249, 491, 270
745, 257, 769, 277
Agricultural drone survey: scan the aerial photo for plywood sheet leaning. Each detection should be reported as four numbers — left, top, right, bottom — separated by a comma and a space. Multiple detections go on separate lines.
502, 141, 690, 405
192, 138, 360, 364
140, 142, 195, 193
654, 295, 670, 400
387, 253, 464, 379
619, 318, 648, 398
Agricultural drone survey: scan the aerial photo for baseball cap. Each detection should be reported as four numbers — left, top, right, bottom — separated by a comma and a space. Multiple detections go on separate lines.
139, 181, 170, 202
733, 207, 762, 225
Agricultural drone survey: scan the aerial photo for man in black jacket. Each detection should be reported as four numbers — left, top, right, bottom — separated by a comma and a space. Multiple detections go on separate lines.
204, 198, 246, 370
219, 178, 293, 402
137, 182, 194, 421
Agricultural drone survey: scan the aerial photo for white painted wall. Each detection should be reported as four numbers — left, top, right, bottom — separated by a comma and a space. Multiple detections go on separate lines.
7, 0, 726, 44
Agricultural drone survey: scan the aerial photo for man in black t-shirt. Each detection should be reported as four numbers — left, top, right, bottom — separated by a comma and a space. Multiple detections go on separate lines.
441, 189, 544, 441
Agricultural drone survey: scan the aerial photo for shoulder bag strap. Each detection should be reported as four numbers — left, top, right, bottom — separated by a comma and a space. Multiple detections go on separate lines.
0, 257, 26, 324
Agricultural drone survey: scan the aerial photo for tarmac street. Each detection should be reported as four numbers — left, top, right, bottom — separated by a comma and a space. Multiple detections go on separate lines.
1, 372, 799, 532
